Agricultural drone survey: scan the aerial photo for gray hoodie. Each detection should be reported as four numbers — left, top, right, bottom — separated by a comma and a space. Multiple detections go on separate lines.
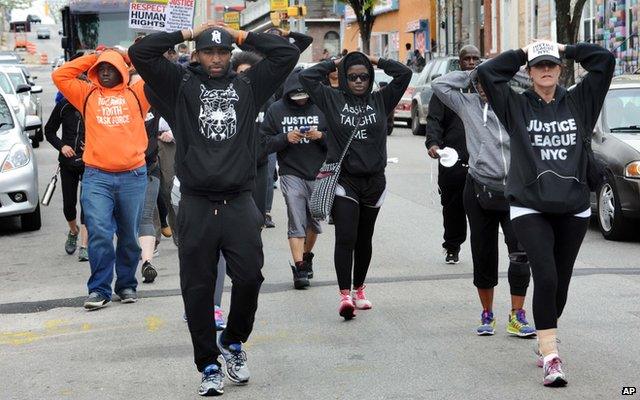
431, 70, 509, 191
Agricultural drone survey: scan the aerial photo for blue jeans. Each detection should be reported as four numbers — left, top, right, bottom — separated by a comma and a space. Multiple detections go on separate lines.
81, 166, 147, 299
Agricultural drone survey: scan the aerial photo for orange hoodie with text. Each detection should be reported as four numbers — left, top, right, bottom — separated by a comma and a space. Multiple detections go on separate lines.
52, 51, 150, 172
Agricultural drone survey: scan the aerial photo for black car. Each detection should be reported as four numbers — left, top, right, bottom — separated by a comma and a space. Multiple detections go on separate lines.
27, 14, 41, 24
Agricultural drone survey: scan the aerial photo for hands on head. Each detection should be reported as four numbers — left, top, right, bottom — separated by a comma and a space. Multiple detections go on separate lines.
522, 40, 566, 55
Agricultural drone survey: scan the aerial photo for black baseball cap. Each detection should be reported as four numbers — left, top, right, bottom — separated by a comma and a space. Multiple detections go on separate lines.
195, 28, 234, 52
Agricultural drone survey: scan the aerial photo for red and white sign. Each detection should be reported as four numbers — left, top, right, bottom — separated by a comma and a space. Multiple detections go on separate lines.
129, 0, 195, 32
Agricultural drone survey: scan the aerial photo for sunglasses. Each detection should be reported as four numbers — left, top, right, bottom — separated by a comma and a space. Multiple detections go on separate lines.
347, 73, 370, 82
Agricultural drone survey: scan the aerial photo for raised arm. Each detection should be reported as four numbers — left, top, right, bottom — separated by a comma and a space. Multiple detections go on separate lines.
51, 54, 96, 113
299, 59, 340, 112
431, 70, 473, 114
374, 57, 412, 115
288, 31, 313, 53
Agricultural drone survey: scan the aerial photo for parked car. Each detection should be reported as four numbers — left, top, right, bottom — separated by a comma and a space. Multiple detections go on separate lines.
410, 57, 460, 135
590, 74, 640, 240
51, 56, 65, 70
0, 51, 22, 64
393, 72, 420, 124
0, 92, 41, 231
0, 65, 43, 130
36, 27, 50, 39
26, 14, 41, 24
0, 69, 42, 147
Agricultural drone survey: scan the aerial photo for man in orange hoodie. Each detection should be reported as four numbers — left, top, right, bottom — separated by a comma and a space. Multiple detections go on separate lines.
52, 49, 150, 310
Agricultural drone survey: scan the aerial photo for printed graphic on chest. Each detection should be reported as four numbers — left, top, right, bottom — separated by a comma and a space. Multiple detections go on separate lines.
339, 103, 377, 140
527, 118, 578, 161
95, 96, 131, 126
198, 83, 240, 141
281, 115, 320, 144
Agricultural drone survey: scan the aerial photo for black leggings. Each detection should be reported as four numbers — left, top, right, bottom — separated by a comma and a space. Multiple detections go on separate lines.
332, 196, 380, 291
512, 213, 588, 330
60, 165, 84, 224
157, 193, 169, 228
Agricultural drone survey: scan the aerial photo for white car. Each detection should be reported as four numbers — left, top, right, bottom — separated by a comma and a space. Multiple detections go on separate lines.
0, 92, 41, 231
1, 65, 44, 142
0, 68, 43, 147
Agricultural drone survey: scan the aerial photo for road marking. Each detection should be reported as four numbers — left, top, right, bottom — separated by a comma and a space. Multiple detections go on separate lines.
145, 316, 164, 332
0, 331, 41, 345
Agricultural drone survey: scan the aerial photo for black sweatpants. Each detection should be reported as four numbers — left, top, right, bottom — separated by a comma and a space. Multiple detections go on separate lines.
59, 164, 84, 224
439, 181, 467, 252
177, 192, 264, 371
512, 213, 588, 330
463, 176, 530, 296
252, 162, 269, 217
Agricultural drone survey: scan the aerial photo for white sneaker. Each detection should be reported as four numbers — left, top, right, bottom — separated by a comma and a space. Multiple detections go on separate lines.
352, 285, 372, 310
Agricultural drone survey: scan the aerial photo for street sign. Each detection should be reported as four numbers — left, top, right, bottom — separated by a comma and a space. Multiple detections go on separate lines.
270, 0, 288, 11
223, 11, 240, 30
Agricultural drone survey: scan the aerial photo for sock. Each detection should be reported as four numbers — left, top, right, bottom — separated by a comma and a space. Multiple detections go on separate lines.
537, 328, 558, 357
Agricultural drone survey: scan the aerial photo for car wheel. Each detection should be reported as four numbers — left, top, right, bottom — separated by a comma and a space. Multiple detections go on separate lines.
21, 203, 42, 231
411, 105, 425, 136
597, 177, 633, 240
35, 127, 43, 142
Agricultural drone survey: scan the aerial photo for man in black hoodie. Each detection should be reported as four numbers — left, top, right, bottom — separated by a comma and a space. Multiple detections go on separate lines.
300, 52, 411, 320
425, 45, 480, 264
129, 23, 299, 396
261, 68, 328, 290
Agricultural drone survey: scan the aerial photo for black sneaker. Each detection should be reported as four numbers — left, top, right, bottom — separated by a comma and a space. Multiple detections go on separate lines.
117, 288, 138, 303
141, 261, 157, 283
84, 292, 110, 311
291, 261, 309, 290
445, 250, 460, 264
65, 231, 78, 255
198, 364, 224, 396
303, 252, 314, 279
264, 214, 276, 228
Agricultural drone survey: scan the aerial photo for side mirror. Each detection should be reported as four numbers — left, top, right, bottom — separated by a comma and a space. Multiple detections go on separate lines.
32, 76, 38, 80
24, 115, 41, 131
16, 84, 31, 94
30, 85, 43, 94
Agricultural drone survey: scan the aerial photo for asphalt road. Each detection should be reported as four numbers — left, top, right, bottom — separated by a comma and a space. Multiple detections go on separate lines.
0, 54, 639, 399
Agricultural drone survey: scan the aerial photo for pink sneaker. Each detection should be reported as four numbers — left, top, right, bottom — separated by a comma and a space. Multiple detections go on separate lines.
338, 290, 355, 320
543, 356, 567, 387
353, 285, 372, 310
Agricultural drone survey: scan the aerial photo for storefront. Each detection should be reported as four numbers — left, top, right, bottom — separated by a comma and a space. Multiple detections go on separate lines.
407, 19, 432, 59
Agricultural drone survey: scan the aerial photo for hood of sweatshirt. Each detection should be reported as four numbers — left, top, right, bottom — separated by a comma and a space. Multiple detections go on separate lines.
338, 52, 375, 98
283, 67, 312, 108
87, 50, 131, 90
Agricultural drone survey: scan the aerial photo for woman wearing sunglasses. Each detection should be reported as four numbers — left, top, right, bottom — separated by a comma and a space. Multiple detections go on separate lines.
299, 52, 411, 319
477, 41, 614, 387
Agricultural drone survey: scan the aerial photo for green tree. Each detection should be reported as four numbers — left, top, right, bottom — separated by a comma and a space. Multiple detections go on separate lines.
555, 0, 589, 86
0, 0, 33, 30
340, 0, 379, 54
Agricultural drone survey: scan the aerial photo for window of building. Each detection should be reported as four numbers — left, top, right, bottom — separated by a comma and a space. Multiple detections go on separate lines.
324, 31, 340, 57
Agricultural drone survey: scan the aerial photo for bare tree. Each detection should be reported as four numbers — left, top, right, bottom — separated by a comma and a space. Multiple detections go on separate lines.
341, 0, 378, 54
555, 0, 589, 85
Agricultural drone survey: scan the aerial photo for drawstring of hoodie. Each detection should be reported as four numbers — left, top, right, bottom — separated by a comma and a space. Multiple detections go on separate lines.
482, 103, 489, 126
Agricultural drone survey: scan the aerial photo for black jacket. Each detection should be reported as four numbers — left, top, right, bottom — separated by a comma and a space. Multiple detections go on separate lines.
425, 94, 470, 185
260, 69, 328, 181
299, 54, 412, 177
129, 30, 300, 199
44, 98, 85, 169
143, 108, 161, 178
477, 43, 615, 214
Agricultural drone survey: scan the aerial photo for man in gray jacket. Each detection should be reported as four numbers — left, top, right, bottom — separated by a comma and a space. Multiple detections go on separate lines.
432, 70, 534, 338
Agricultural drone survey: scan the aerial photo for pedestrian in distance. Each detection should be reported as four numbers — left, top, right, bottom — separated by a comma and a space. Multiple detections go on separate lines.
44, 91, 88, 262
129, 22, 300, 396
425, 45, 480, 264
478, 40, 615, 387
431, 68, 535, 338
260, 67, 328, 290
299, 52, 412, 320
52, 47, 151, 311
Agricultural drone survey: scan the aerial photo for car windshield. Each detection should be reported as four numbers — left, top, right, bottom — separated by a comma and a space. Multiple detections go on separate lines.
602, 88, 640, 132
0, 73, 15, 94
0, 96, 14, 131
0, 56, 19, 64
7, 72, 26, 88
374, 70, 392, 84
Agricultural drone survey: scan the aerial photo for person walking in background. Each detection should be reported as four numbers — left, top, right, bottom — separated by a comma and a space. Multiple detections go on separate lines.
425, 45, 480, 264
478, 40, 615, 387
44, 92, 89, 262
300, 52, 411, 320
52, 48, 151, 310
130, 22, 300, 396
432, 69, 534, 338
261, 67, 328, 289
405, 43, 416, 68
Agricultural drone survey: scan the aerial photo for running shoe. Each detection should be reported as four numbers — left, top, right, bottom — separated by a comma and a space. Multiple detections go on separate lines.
214, 306, 226, 331
78, 247, 89, 262
118, 288, 138, 304
161, 226, 173, 238
141, 260, 158, 283
507, 309, 536, 337
291, 262, 309, 290
65, 230, 78, 255
338, 290, 356, 320
303, 252, 314, 279
217, 336, 250, 385
352, 285, 372, 310
198, 364, 224, 396
83, 292, 110, 311
445, 250, 459, 264
476, 310, 495, 335
264, 214, 276, 228
543, 356, 567, 387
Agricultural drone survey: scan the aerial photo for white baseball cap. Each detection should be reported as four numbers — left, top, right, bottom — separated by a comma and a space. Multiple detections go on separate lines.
527, 41, 561, 67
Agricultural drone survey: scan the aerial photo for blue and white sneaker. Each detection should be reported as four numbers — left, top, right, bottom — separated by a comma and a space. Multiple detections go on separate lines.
476, 310, 495, 336
198, 364, 224, 396
217, 336, 250, 384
